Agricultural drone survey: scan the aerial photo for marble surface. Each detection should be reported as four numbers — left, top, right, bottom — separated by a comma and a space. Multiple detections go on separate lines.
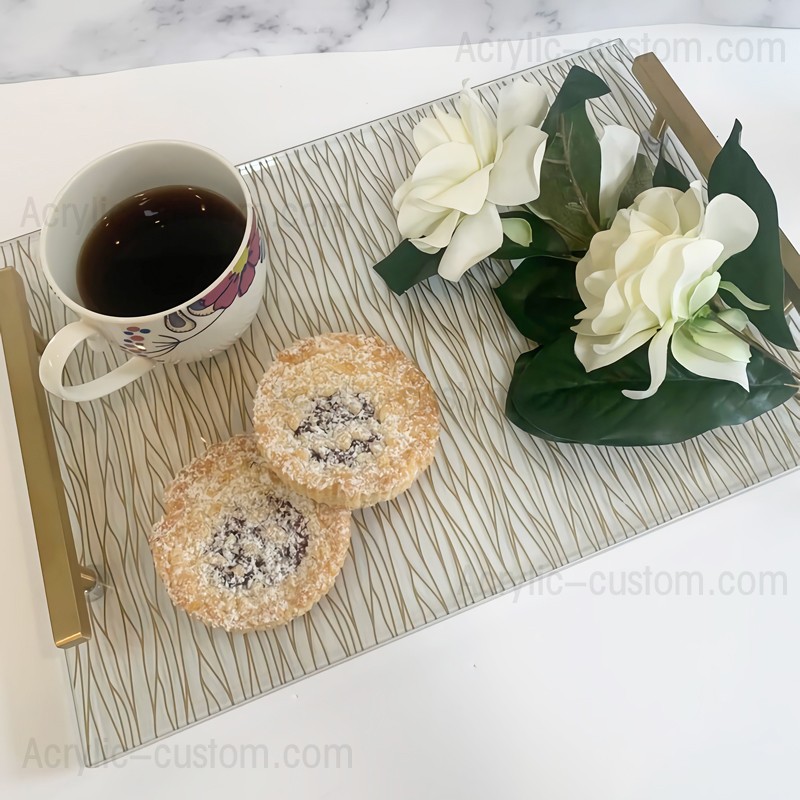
1, 0, 799, 83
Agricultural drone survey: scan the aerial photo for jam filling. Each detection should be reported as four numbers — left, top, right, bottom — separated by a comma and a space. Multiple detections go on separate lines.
294, 390, 383, 467
207, 499, 308, 591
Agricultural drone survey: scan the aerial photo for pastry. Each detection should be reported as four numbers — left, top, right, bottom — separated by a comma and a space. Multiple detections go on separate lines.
150, 435, 351, 632
253, 332, 440, 509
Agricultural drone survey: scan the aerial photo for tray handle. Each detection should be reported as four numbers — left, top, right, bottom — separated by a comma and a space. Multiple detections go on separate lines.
632, 52, 800, 312
0, 267, 96, 648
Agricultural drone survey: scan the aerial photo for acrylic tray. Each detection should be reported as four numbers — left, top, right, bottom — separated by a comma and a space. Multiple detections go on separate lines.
4, 40, 800, 766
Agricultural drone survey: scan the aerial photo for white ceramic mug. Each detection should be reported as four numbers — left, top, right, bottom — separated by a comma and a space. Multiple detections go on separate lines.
39, 140, 267, 402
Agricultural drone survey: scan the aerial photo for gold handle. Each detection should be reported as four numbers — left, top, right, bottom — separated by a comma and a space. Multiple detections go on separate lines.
0, 267, 95, 648
632, 52, 800, 311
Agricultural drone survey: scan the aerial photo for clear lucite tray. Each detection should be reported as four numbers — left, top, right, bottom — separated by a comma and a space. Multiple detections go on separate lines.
4, 40, 800, 766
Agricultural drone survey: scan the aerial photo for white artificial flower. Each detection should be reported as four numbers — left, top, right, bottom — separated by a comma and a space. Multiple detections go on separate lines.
573, 181, 763, 398
598, 125, 641, 225
393, 79, 549, 282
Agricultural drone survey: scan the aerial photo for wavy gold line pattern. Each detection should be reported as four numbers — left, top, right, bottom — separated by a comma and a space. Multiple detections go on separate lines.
3, 41, 800, 766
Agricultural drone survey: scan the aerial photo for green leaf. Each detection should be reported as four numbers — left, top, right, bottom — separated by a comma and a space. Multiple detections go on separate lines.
493, 211, 570, 259
618, 153, 655, 209
532, 107, 602, 248
652, 147, 690, 191
495, 256, 582, 344
373, 240, 443, 295
532, 66, 609, 248
506, 331, 796, 446
563, 105, 602, 224
532, 150, 598, 249
541, 66, 611, 137
505, 349, 573, 443
708, 120, 796, 350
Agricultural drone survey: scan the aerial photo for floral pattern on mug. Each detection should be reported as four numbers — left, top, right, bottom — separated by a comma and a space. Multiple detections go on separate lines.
121, 326, 153, 354
200, 222, 263, 312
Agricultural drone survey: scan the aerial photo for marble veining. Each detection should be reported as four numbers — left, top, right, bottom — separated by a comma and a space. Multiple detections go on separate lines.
0, 0, 798, 83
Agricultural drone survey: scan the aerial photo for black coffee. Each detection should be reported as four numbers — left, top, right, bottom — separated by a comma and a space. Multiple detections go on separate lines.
77, 185, 246, 317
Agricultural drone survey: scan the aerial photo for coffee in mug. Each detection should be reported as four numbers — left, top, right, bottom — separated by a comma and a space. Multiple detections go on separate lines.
77, 185, 246, 317
38, 140, 268, 403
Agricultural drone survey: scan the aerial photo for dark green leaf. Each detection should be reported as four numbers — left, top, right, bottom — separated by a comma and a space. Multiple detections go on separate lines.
492, 210, 570, 259
708, 120, 796, 350
532, 105, 603, 248
618, 153, 655, 209
532, 67, 610, 246
505, 349, 574, 443
373, 240, 443, 296
563, 105, 602, 224
532, 155, 596, 249
495, 256, 582, 344
652, 147, 690, 191
506, 331, 796, 446
541, 66, 611, 137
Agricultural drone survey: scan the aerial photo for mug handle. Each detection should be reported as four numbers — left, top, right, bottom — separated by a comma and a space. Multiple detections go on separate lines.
39, 320, 156, 402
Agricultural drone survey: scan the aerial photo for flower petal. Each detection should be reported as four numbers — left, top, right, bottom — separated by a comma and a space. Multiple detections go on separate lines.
718, 280, 769, 311
396, 191, 452, 239
574, 326, 655, 372
393, 174, 451, 218
676, 181, 704, 235
410, 209, 462, 252
457, 85, 498, 168
669, 238, 724, 319
165, 311, 196, 331
598, 125, 640, 225
501, 217, 532, 247
433, 105, 470, 143
622, 318, 676, 399
496, 79, 549, 139
638, 239, 690, 325
392, 177, 414, 212
429, 164, 492, 215
486, 125, 548, 206
635, 186, 682, 235
203, 274, 238, 311
591, 304, 658, 353
716, 307, 749, 330
686, 320, 751, 362
688, 272, 721, 316
671, 323, 750, 390
238, 262, 256, 295
579, 267, 615, 305
412, 141, 481, 186
411, 240, 441, 255
414, 115, 457, 155
437, 202, 502, 282
701, 193, 759, 265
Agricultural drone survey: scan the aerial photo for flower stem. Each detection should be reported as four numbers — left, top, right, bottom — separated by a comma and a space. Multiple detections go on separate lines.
708, 307, 800, 384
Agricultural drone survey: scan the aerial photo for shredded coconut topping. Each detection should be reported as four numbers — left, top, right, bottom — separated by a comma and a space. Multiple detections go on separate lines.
206, 499, 309, 591
294, 390, 383, 467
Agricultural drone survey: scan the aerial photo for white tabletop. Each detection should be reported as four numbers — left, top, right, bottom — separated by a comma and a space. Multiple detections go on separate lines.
1, 24, 799, 799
